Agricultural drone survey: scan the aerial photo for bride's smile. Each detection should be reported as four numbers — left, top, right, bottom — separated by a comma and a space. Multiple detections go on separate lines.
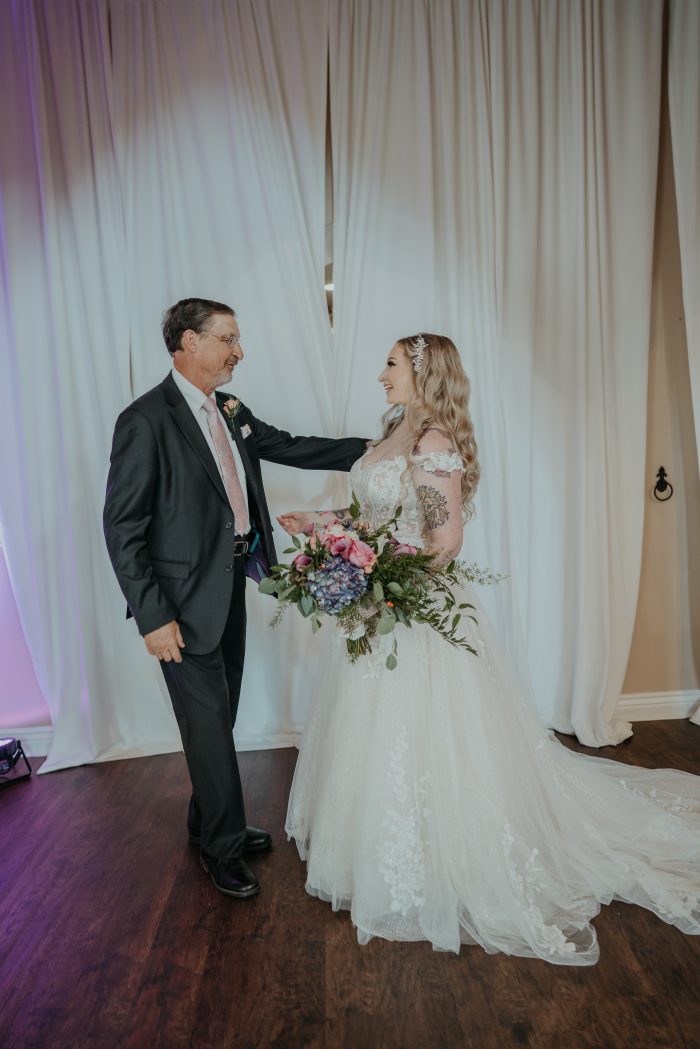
378, 342, 415, 406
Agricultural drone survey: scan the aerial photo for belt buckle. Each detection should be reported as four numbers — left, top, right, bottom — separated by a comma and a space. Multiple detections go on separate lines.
233, 536, 249, 557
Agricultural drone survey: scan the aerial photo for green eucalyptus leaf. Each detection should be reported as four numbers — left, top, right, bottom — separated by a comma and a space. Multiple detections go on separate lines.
258, 577, 278, 596
376, 615, 396, 635
386, 654, 398, 671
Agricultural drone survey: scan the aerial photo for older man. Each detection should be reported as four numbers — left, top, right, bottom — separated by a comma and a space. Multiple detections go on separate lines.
104, 298, 365, 898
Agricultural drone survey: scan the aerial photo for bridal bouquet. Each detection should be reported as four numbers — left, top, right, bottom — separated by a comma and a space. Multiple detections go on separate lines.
258, 495, 503, 670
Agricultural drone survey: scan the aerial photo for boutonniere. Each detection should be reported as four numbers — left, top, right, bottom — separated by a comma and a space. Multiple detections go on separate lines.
221, 397, 243, 423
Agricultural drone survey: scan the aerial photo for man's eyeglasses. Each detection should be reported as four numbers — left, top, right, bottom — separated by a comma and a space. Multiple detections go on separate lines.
200, 330, 241, 349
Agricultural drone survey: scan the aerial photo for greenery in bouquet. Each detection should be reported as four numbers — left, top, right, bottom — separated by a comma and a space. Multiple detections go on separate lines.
259, 494, 504, 670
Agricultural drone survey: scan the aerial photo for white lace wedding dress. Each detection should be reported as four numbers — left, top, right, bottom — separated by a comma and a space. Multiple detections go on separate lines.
285, 451, 700, 965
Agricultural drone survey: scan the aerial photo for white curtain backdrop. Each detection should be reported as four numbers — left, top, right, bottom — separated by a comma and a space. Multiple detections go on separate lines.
328, 0, 518, 670
0, 0, 673, 770
0, 0, 334, 773
329, 0, 663, 745
0, 0, 177, 772
108, 0, 338, 757
668, 0, 700, 728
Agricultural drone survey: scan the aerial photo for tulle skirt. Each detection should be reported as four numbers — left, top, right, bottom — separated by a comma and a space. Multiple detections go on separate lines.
285, 585, 700, 965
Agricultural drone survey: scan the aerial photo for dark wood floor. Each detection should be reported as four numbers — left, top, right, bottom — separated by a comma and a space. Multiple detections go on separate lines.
1, 721, 698, 1049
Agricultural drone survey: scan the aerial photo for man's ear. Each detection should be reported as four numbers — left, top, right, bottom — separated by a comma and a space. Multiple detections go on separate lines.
181, 328, 199, 354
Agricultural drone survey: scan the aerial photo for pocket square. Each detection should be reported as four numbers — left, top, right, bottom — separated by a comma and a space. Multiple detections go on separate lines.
240, 423, 252, 439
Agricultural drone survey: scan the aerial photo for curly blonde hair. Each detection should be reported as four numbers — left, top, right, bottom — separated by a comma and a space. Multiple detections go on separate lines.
372, 334, 480, 520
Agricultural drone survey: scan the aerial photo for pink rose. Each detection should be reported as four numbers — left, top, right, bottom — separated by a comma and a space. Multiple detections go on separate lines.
223, 398, 241, 418
303, 522, 316, 536
390, 536, 418, 556
293, 554, 312, 570
327, 535, 352, 557
347, 539, 377, 571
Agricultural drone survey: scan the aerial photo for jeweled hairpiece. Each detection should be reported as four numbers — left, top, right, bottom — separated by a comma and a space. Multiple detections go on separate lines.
411, 334, 428, 372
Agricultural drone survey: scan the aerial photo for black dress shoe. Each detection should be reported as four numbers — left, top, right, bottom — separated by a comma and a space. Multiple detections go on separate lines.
244, 826, 272, 853
200, 854, 260, 898
188, 826, 272, 853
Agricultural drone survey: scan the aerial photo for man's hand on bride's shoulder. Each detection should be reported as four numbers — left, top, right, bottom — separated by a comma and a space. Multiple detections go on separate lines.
277, 511, 315, 535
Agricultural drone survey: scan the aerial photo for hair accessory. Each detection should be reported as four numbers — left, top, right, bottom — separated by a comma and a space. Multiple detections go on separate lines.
412, 334, 428, 372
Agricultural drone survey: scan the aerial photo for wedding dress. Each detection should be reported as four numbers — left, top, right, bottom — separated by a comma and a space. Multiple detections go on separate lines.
285, 450, 700, 965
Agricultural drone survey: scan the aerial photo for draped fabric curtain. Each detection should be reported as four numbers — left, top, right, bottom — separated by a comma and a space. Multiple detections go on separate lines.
0, 0, 332, 773
329, 0, 663, 745
668, 0, 700, 479
107, 0, 337, 757
490, 0, 663, 744
668, 0, 700, 728
0, 0, 177, 772
328, 0, 519, 673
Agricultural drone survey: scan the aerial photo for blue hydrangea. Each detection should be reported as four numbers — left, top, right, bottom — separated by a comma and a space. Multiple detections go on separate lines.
306, 556, 369, 614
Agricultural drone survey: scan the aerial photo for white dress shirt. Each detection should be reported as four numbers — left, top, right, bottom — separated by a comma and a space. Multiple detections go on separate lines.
171, 368, 250, 535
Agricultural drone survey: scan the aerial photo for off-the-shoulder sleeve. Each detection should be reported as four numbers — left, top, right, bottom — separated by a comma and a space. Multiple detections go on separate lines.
413, 451, 464, 476
411, 448, 464, 564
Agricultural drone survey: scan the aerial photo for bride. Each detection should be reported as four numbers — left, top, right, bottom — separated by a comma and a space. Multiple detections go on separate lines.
277, 333, 700, 965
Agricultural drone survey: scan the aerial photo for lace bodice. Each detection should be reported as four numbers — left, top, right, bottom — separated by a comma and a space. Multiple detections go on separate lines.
349, 450, 464, 549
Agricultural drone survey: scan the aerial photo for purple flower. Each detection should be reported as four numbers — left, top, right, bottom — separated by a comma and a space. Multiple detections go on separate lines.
305, 556, 369, 614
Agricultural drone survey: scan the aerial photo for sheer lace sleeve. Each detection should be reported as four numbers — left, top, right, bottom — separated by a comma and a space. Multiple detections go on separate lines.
411, 431, 465, 566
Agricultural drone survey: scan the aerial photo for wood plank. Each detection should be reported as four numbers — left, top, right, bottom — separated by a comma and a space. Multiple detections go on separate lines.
0, 721, 698, 1049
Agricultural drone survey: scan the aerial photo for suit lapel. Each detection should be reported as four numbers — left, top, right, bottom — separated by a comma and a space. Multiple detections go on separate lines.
163, 374, 229, 505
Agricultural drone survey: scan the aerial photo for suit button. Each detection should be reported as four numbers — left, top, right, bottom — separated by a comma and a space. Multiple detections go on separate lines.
225, 564, 233, 572
225, 521, 233, 529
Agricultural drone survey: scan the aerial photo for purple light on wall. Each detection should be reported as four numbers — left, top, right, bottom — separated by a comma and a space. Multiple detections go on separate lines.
0, 547, 50, 728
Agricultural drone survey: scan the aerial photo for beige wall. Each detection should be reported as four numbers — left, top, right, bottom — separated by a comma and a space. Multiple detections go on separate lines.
622, 93, 700, 696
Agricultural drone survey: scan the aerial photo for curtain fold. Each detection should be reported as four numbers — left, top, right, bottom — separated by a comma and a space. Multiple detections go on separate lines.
668, 0, 700, 728
0, 0, 332, 772
108, 0, 336, 757
491, 0, 663, 744
329, 0, 663, 745
0, 0, 178, 773
668, 0, 700, 477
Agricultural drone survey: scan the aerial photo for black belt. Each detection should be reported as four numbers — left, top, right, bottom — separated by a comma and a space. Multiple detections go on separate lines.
232, 529, 255, 556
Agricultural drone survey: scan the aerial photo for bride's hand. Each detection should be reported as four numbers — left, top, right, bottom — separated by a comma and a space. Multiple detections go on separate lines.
277, 511, 316, 535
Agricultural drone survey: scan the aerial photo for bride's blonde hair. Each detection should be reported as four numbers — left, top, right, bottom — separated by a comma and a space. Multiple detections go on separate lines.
371, 334, 480, 520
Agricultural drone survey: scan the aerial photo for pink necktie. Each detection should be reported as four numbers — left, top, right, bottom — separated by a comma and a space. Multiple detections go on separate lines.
202, 397, 250, 535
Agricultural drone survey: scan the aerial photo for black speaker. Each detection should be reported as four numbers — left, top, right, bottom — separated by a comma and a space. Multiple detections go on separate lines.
0, 737, 32, 787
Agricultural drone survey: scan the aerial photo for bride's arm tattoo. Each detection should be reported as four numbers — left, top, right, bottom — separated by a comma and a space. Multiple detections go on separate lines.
417, 484, 450, 529
316, 507, 354, 527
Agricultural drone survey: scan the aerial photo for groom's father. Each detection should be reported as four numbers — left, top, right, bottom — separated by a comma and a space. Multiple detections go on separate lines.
103, 298, 366, 898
